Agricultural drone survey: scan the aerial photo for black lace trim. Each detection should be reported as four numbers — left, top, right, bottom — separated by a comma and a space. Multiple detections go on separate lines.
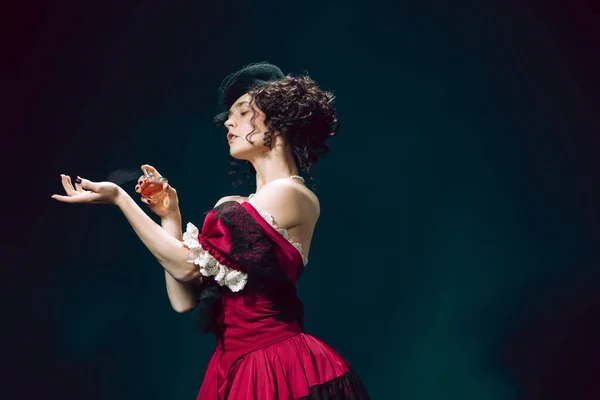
213, 201, 285, 286
194, 279, 223, 336
194, 201, 303, 336
299, 369, 371, 400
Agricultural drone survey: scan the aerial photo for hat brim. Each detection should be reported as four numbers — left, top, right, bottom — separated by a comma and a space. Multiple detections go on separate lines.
214, 62, 285, 126
213, 112, 228, 125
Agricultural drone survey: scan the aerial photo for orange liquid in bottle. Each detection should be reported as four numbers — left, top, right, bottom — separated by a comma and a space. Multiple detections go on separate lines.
140, 178, 168, 203
140, 181, 165, 198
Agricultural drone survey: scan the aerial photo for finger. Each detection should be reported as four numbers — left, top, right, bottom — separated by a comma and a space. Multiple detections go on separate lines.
78, 177, 100, 192
163, 182, 177, 194
51, 192, 97, 203
75, 181, 84, 192
65, 175, 76, 193
51, 194, 77, 203
60, 175, 76, 195
141, 197, 158, 207
135, 172, 148, 193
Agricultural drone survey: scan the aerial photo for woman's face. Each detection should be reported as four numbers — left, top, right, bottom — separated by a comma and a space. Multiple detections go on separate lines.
223, 93, 270, 159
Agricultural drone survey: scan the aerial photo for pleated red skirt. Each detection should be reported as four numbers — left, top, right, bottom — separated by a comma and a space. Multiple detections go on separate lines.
196, 333, 370, 400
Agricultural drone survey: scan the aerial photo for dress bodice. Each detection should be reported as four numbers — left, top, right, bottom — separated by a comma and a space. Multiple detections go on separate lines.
219, 289, 303, 354
182, 199, 306, 333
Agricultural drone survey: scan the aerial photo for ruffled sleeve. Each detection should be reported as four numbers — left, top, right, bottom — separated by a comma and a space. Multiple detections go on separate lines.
182, 222, 248, 292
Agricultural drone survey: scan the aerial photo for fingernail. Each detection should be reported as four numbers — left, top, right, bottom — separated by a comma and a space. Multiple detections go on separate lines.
75, 177, 82, 183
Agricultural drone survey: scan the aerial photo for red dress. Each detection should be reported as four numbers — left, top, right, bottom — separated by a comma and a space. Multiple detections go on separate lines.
182, 199, 370, 400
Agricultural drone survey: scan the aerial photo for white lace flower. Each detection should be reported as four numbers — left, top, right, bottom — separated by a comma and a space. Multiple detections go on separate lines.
224, 269, 248, 292
213, 263, 229, 284
182, 223, 201, 249
185, 247, 205, 263
198, 254, 219, 277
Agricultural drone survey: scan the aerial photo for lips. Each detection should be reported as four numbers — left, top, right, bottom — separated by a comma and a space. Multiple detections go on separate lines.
227, 132, 237, 141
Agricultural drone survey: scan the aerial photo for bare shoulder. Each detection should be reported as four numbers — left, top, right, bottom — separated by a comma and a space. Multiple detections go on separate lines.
214, 195, 248, 208
251, 180, 320, 228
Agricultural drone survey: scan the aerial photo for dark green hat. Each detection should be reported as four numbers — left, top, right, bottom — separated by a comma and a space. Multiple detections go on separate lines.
213, 62, 285, 125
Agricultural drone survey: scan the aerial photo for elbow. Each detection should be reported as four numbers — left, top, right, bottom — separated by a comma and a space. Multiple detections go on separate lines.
166, 244, 202, 282
178, 267, 202, 283
172, 302, 196, 313
169, 262, 201, 283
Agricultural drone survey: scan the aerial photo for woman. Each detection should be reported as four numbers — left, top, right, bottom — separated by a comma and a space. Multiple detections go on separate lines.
52, 62, 370, 399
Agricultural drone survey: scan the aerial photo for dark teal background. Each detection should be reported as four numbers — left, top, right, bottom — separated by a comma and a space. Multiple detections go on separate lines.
5, 1, 600, 399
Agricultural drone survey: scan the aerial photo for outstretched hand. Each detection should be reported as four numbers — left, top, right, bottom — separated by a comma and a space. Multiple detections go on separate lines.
51, 174, 122, 205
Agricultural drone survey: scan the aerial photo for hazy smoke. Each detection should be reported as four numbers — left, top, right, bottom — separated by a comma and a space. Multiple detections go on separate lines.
106, 168, 141, 185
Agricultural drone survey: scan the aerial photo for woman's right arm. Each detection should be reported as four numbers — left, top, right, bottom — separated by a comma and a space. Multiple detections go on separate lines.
135, 164, 200, 313
135, 163, 241, 313
161, 213, 199, 313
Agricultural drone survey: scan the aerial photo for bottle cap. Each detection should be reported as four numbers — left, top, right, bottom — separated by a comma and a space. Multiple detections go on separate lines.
143, 169, 155, 179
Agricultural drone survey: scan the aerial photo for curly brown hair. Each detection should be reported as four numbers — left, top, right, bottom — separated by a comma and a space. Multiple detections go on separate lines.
228, 75, 339, 189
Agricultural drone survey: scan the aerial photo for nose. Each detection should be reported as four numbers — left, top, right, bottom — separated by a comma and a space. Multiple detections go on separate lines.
224, 118, 234, 129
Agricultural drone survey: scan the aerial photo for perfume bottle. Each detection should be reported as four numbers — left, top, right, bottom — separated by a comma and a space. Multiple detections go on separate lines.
139, 169, 169, 204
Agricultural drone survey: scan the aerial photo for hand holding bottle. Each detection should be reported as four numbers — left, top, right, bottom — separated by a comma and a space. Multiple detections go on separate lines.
135, 164, 180, 219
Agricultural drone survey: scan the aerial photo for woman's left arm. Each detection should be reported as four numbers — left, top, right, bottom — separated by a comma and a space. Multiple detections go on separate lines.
52, 175, 200, 282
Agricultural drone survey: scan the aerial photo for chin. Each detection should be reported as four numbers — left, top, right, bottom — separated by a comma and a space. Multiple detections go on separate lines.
229, 140, 264, 160
229, 148, 250, 161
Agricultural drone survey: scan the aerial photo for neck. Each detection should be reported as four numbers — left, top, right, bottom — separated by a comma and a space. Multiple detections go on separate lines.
249, 144, 299, 192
